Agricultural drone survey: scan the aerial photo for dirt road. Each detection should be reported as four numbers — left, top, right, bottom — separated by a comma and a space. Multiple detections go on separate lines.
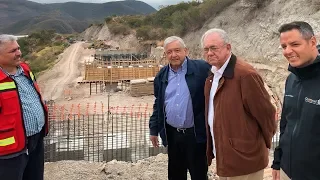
38, 42, 83, 101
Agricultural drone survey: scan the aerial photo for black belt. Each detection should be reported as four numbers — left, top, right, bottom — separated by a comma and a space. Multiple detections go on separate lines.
167, 124, 194, 134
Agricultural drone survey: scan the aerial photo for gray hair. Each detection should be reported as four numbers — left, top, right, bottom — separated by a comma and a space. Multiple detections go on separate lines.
0, 34, 17, 51
201, 28, 230, 48
163, 36, 186, 49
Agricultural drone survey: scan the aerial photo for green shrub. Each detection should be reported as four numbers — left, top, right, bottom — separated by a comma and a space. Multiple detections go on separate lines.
126, 17, 143, 28
108, 23, 131, 35
102, 0, 237, 40
136, 26, 152, 40
105, 17, 112, 23
18, 30, 69, 74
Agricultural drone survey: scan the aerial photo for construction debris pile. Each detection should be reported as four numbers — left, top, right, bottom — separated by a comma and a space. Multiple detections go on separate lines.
130, 77, 154, 97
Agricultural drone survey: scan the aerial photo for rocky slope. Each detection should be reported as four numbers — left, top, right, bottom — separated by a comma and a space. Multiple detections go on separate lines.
184, 0, 320, 100
81, 24, 139, 49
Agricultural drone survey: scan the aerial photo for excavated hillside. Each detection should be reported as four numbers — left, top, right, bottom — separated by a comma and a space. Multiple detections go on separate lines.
81, 24, 139, 49
184, 0, 320, 100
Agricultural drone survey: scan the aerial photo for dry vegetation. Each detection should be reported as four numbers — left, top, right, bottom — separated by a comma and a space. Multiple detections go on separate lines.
18, 30, 71, 75
103, 0, 266, 40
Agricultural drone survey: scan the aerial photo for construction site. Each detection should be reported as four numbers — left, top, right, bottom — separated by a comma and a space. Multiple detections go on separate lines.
38, 41, 281, 180
79, 47, 167, 96
38, 42, 169, 164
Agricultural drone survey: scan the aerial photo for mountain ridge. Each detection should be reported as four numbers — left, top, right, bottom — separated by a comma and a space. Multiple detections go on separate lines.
0, 0, 156, 34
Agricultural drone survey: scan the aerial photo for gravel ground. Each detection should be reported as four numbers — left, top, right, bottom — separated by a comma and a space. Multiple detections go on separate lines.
44, 153, 218, 180
44, 153, 274, 180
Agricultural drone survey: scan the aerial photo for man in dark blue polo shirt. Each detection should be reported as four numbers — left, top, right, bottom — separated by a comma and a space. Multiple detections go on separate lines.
149, 36, 210, 180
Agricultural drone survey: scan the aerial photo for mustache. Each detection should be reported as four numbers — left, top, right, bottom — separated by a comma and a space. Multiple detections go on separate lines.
14, 55, 21, 60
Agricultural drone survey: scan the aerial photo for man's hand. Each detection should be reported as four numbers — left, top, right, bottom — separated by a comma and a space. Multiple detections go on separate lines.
150, 135, 159, 147
272, 169, 280, 180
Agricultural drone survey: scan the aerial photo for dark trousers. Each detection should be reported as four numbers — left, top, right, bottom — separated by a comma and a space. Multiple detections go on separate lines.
0, 131, 44, 180
166, 125, 208, 180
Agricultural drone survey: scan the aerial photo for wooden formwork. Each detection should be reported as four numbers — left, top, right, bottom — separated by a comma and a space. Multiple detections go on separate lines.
84, 65, 162, 81
92, 59, 160, 67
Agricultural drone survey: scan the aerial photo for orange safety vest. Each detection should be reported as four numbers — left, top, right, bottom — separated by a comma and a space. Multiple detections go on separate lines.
0, 62, 48, 156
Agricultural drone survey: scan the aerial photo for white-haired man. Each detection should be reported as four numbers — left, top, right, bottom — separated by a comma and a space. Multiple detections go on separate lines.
0, 34, 48, 180
202, 29, 276, 180
149, 36, 210, 180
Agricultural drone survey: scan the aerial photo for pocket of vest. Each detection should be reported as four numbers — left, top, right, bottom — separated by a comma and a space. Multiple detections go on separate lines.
0, 127, 17, 153
0, 91, 19, 115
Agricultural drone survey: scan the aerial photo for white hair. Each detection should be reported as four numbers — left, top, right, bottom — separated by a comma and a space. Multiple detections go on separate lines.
163, 36, 186, 49
200, 28, 230, 48
0, 34, 17, 51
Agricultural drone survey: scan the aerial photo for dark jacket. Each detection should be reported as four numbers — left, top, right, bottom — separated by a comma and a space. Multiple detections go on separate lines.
149, 57, 210, 146
272, 54, 320, 180
205, 54, 276, 177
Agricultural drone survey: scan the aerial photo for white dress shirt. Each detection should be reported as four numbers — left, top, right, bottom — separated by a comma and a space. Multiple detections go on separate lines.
208, 54, 231, 156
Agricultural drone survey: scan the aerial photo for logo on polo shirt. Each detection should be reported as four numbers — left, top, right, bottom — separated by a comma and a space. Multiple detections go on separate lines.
305, 97, 320, 106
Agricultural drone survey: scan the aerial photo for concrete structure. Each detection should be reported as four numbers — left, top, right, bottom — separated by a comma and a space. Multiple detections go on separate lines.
94, 49, 148, 65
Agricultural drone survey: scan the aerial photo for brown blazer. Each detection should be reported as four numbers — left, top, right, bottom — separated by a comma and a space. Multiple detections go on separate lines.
205, 54, 276, 177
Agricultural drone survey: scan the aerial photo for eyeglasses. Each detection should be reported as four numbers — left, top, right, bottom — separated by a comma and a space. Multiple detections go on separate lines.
203, 45, 226, 53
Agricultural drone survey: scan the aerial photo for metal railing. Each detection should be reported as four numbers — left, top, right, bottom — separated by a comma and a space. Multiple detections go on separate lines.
44, 103, 280, 162
44, 111, 166, 162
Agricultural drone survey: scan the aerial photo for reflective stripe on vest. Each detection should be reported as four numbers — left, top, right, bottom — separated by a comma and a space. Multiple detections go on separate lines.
29, 71, 35, 81
0, 137, 15, 146
0, 82, 16, 91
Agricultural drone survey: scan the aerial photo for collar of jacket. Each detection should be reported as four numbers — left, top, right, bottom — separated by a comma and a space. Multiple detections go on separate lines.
0, 69, 7, 81
288, 55, 320, 80
207, 53, 237, 79
0, 64, 29, 81
161, 56, 194, 83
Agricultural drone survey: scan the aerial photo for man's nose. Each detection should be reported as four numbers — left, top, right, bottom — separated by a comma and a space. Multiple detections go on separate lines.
16, 49, 22, 56
283, 46, 293, 55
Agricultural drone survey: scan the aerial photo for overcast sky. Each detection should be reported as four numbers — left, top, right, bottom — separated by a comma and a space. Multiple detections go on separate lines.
28, 0, 185, 9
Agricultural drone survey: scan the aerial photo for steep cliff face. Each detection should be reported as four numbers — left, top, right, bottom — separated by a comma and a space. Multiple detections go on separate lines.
81, 24, 139, 49
184, 0, 320, 100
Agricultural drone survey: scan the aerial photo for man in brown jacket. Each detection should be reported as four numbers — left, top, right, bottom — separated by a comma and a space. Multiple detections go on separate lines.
202, 28, 276, 180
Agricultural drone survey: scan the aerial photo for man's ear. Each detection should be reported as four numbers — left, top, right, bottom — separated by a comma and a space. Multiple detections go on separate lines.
310, 36, 317, 47
226, 43, 232, 51
185, 48, 189, 56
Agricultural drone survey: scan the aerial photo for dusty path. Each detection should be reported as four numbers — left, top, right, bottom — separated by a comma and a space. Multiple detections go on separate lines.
38, 42, 83, 100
